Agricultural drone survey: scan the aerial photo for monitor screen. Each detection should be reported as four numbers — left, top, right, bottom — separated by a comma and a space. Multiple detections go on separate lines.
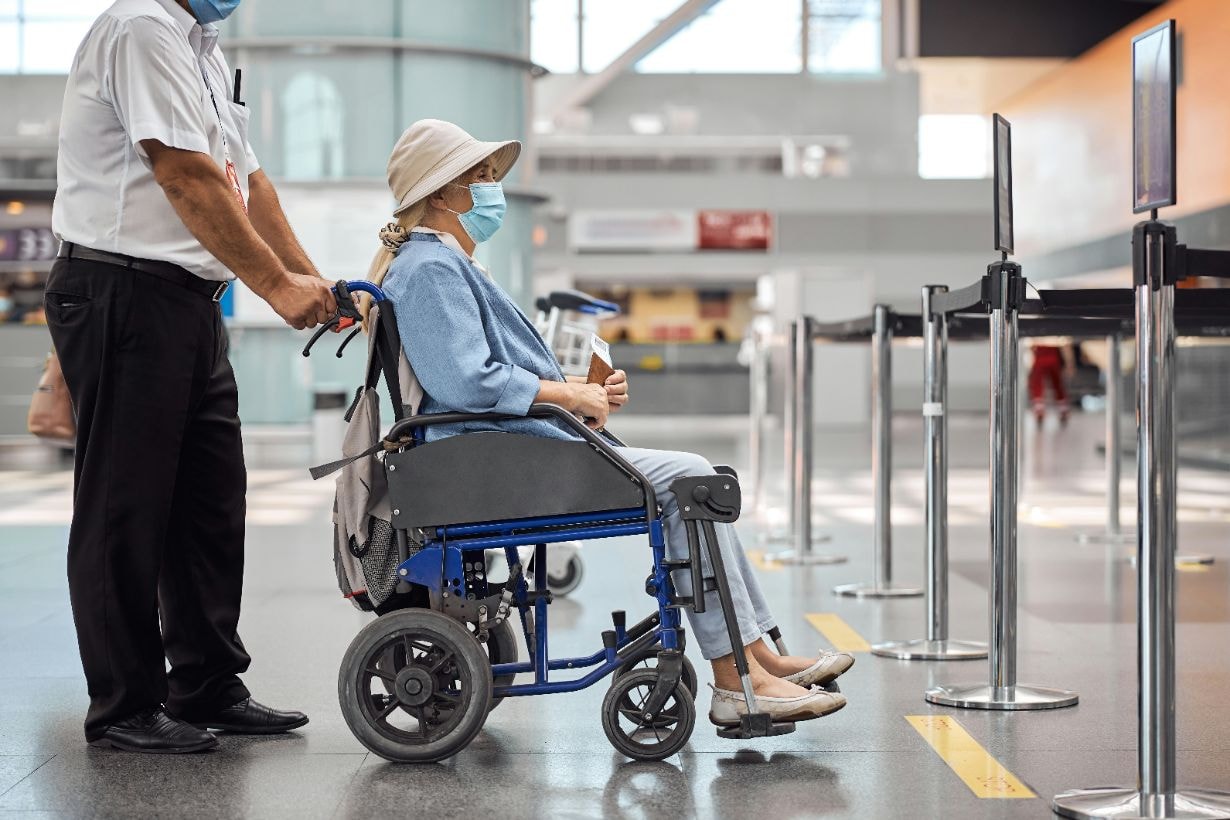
993, 113, 1013, 254
1132, 20, 1176, 213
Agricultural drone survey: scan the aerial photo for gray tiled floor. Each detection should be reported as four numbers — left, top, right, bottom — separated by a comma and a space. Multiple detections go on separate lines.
1, 412, 1228, 819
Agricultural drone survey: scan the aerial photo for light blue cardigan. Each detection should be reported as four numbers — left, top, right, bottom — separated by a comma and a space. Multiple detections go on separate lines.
381, 233, 581, 443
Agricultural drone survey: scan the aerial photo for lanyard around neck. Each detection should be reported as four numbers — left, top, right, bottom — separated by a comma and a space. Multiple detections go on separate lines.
199, 61, 247, 213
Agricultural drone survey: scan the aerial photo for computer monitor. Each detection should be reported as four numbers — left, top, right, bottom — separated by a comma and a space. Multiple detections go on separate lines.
1132, 19, 1177, 214
993, 113, 1013, 255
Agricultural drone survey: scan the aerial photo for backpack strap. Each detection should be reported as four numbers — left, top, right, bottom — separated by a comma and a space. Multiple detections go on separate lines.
309, 440, 385, 481
373, 312, 407, 422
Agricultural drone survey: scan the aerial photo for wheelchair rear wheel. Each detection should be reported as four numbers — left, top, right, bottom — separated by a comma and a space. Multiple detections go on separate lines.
484, 618, 519, 710
339, 609, 492, 763
375, 614, 519, 713
601, 669, 695, 761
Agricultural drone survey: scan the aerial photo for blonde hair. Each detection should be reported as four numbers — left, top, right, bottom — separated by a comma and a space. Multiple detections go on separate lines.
361, 198, 429, 324
362, 161, 480, 323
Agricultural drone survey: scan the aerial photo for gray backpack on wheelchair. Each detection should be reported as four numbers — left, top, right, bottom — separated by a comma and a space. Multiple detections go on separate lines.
312, 302, 423, 612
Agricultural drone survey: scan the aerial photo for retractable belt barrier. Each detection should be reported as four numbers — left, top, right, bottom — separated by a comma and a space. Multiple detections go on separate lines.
774, 267, 1229, 677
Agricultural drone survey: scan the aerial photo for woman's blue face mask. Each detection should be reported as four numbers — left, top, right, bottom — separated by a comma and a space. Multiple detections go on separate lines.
447, 182, 506, 244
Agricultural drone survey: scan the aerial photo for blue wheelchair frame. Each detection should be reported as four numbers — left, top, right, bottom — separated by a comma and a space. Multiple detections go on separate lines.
400, 511, 683, 699
341, 280, 689, 700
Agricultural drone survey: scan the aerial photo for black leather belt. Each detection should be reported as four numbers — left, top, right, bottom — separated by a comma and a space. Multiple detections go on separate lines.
58, 242, 231, 302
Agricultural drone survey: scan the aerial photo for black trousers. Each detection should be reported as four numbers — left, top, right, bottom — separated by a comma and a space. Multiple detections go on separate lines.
45, 258, 251, 739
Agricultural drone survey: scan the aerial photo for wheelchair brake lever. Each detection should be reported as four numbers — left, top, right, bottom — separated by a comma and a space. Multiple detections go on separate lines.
335, 324, 363, 358
301, 315, 340, 357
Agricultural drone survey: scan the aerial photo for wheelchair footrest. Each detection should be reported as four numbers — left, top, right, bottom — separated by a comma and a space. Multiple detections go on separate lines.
715, 713, 797, 740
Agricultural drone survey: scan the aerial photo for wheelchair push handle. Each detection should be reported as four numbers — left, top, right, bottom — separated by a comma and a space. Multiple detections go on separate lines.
301, 280, 389, 358
544, 289, 621, 316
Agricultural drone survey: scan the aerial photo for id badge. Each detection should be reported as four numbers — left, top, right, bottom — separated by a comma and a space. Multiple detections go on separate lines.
225, 159, 247, 213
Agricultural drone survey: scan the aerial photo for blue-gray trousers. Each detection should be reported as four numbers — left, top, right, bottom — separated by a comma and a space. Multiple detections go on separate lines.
619, 447, 777, 660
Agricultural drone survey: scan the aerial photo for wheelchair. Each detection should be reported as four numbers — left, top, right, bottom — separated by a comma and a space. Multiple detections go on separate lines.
307, 281, 809, 764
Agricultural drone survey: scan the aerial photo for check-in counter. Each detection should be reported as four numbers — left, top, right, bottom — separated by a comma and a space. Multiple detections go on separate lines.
608, 342, 749, 415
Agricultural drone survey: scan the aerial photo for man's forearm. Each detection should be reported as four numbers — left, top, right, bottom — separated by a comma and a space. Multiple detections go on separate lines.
248, 170, 321, 278
156, 165, 285, 297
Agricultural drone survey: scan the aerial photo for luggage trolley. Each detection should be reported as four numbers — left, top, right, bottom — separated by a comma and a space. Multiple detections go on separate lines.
306, 281, 812, 764
535, 289, 621, 377
492, 290, 622, 595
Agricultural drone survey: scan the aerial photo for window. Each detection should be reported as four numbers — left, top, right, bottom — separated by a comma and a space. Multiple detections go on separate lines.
1, 0, 111, 74
281, 72, 345, 180
636, 0, 802, 74
807, 0, 880, 74
531, 0, 579, 74
583, 0, 681, 73
918, 115, 991, 179
531, 0, 882, 76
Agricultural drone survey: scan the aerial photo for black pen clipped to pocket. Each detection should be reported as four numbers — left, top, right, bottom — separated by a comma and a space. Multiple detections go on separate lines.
233, 68, 245, 106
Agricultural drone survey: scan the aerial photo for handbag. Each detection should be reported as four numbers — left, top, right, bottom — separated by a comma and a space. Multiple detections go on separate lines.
27, 351, 76, 446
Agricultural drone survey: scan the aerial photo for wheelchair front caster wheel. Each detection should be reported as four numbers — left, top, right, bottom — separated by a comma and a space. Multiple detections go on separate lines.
339, 609, 492, 763
601, 669, 695, 761
612, 650, 698, 703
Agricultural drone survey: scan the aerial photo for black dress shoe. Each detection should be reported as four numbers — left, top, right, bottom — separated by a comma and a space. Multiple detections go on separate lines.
190, 698, 308, 734
88, 709, 218, 754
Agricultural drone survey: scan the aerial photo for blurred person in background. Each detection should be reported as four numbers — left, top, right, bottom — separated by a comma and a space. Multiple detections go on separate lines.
1027, 339, 1076, 427
47, 0, 336, 754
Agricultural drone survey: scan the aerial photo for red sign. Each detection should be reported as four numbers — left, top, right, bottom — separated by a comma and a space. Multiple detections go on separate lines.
697, 210, 771, 250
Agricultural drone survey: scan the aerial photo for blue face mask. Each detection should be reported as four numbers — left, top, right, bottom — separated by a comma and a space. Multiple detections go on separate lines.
186, 0, 241, 24
448, 182, 506, 244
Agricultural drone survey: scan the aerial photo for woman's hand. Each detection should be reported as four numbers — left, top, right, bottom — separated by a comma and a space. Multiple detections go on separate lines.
604, 369, 629, 412
569, 382, 610, 429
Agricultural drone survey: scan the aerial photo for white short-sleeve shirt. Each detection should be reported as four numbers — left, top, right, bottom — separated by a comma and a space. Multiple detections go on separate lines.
52, 0, 259, 282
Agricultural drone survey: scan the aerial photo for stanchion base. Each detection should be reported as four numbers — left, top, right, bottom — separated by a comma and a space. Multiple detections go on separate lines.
1127, 554, 1216, 568
833, 582, 924, 599
764, 548, 847, 566
757, 531, 833, 546
1052, 786, 1230, 819
924, 682, 1079, 710
870, 638, 988, 661
1077, 530, 1136, 545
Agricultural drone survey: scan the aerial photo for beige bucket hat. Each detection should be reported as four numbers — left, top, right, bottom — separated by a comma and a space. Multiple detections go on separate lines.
387, 119, 521, 216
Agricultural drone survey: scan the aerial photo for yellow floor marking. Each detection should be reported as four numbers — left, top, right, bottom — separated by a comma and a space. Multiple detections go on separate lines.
804, 613, 870, 652
1177, 562, 1212, 573
747, 550, 782, 572
906, 715, 1036, 799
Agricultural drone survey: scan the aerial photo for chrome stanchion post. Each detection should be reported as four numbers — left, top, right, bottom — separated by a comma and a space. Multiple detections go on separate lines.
768, 315, 845, 565
1107, 333, 1123, 537
1078, 333, 1136, 545
1053, 221, 1230, 819
760, 318, 831, 547
836, 305, 921, 597
926, 262, 1078, 709
873, 288, 986, 659
747, 321, 768, 514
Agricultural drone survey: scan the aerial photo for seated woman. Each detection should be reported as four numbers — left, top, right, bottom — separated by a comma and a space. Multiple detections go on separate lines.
367, 119, 853, 727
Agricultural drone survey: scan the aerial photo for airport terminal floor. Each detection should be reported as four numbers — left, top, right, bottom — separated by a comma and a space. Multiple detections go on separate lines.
1, 412, 1228, 819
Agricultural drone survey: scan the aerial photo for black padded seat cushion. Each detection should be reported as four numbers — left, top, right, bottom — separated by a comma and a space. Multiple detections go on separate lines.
385, 432, 646, 531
